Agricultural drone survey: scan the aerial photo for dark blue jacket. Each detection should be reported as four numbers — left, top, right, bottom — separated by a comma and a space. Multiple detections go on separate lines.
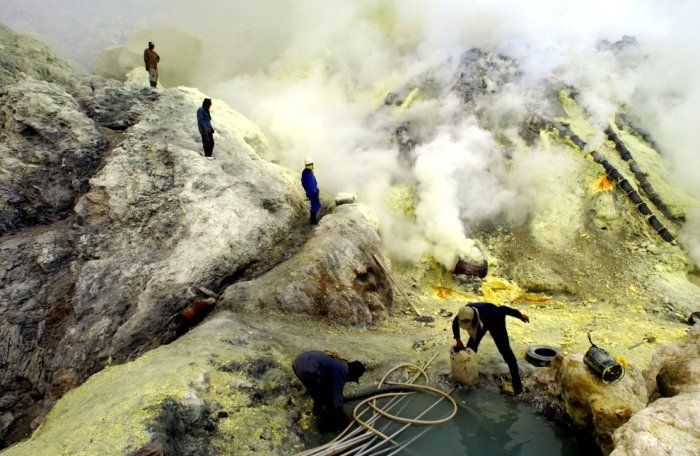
301, 168, 319, 198
197, 107, 213, 134
293, 351, 349, 410
452, 302, 522, 340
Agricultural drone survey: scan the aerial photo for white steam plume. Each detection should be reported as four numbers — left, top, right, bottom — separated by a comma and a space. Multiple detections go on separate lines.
3, 0, 700, 266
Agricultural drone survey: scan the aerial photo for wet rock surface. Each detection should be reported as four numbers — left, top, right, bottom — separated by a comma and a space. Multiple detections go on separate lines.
220, 204, 392, 325
521, 354, 647, 453
555, 354, 647, 452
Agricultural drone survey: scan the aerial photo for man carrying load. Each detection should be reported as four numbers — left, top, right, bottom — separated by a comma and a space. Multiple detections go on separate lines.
453, 302, 529, 395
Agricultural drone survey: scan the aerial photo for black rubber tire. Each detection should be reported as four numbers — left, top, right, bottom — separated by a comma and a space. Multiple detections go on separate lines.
525, 345, 561, 367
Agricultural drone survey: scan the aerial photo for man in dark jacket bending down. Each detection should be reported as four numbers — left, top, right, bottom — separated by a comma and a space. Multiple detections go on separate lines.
453, 302, 529, 395
293, 351, 366, 431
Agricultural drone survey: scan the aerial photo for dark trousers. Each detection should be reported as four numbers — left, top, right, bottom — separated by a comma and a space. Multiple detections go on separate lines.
309, 195, 321, 224
467, 322, 523, 394
201, 132, 214, 157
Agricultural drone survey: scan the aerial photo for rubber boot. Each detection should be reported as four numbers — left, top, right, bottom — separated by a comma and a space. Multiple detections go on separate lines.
310, 211, 318, 225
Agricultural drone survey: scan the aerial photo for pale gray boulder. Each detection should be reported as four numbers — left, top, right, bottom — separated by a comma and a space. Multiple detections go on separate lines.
220, 204, 392, 325
611, 392, 700, 456
53, 85, 306, 382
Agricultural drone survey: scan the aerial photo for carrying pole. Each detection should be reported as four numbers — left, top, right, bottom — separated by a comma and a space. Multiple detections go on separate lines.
372, 254, 422, 318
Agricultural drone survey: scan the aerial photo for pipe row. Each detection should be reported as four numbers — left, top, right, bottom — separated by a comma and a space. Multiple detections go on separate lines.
614, 113, 660, 152
605, 127, 677, 225
530, 114, 675, 244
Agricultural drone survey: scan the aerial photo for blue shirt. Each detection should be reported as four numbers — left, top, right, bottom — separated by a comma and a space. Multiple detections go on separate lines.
197, 107, 213, 134
301, 168, 319, 197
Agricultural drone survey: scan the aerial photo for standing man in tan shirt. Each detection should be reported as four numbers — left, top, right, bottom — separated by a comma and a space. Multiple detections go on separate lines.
143, 41, 160, 88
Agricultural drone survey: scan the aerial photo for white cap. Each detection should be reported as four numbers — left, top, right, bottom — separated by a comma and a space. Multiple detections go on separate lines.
304, 157, 314, 165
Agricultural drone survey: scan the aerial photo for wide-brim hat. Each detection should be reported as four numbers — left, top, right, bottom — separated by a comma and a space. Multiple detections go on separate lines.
457, 305, 478, 339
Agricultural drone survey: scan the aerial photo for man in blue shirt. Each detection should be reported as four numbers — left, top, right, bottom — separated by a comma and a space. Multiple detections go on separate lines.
197, 98, 215, 158
452, 302, 530, 395
301, 157, 321, 224
293, 351, 366, 431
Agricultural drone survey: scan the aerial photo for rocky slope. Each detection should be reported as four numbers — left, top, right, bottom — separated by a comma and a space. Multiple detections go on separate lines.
0, 23, 392, 448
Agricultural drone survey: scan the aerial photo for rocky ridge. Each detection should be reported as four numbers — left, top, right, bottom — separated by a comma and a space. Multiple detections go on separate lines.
0, 23, 391, 449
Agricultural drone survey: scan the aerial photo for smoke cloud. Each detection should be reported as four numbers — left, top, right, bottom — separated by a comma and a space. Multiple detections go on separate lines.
3, 0, 699, 266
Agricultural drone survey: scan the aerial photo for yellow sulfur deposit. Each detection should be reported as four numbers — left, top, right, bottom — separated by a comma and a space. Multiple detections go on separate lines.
386, 184, 417, 218
480, 276, 522, 304
398, 87, 421, 110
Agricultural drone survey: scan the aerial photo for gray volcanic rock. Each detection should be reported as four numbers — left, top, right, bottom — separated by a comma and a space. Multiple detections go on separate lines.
88, 76, 160, 130
0, 221, 78, 442
0, 22, 306, 447
52, 85, 306, 381
0, 79, 106, 234
453, 48, 520, 104
220, 204, 392, 325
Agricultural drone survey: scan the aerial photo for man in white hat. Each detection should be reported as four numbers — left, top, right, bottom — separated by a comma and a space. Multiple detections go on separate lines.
301, 157, 321, 224
453, 302, 529, 395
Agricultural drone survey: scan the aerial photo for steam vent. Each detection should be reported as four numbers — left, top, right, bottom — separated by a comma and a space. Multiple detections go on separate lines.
1, 2, 699, 455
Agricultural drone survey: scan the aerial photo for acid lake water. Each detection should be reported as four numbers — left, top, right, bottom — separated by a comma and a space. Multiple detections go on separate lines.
341, 388, 602, 456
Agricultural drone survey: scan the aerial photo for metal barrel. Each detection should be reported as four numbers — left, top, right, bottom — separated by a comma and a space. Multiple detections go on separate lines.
454, 258, 488, 278
334, 192, 358, 206
583, 345, 625, 383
